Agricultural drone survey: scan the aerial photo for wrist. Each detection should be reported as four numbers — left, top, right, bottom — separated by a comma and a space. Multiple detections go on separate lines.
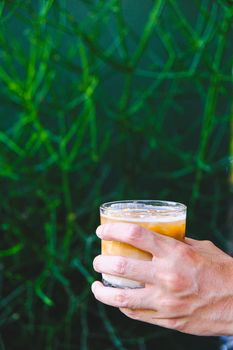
218, 255, 233, 335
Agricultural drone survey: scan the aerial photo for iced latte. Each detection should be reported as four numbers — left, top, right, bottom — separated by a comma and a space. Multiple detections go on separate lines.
100, 200, 187, 288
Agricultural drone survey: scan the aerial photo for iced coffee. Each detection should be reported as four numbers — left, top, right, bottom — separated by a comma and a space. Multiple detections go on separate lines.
100, 200, 187, 289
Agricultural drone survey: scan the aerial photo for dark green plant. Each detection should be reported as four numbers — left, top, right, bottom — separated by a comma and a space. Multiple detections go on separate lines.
0, 1, 232, 349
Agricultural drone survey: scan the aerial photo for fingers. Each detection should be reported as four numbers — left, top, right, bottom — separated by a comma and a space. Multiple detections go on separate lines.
91, 279, 191, 321
93, 255, 155, 284
91, 281, 154, 309
96, 223, 180, 257
120, 308, 187, 333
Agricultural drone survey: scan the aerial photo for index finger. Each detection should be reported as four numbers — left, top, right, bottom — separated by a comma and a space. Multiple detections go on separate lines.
96, 223, 180, 257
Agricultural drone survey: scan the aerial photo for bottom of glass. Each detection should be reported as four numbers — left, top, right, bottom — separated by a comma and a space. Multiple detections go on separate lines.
102, 274, 144, 289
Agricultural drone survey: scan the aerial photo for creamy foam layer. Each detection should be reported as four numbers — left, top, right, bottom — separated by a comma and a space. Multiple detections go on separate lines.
101, 212, 186, 222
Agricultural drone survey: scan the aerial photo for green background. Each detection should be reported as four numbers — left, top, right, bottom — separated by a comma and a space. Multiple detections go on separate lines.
0, 0, 232, 349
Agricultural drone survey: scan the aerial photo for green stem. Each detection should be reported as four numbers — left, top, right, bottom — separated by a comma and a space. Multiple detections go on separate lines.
115, 0, 129, 59
131, 0, 164, 67
119, 0, 164, 113
191, 8, 233, 206
230, 109, 233, 187
98, 304, 127, 350
59, 114, 74, 261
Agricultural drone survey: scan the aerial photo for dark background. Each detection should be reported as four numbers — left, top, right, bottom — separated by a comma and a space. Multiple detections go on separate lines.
0, 0, 232, 349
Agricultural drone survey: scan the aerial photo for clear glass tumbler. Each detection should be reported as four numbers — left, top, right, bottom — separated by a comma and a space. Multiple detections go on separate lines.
100, 200, 187, 289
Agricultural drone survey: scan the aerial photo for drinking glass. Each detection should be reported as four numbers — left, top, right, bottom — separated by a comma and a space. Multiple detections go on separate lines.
100, 200, 187, 289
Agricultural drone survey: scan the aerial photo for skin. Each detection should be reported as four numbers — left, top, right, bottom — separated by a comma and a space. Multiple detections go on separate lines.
91, 223, 233, 336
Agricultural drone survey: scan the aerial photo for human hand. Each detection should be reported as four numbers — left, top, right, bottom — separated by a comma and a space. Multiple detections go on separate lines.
91, 223, 233, 336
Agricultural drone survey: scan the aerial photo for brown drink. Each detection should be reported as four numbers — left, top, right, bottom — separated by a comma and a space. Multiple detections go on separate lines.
100, 200, 187, 288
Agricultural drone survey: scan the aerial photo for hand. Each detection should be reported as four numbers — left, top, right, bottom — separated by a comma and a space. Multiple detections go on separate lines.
91, 223, 233, 336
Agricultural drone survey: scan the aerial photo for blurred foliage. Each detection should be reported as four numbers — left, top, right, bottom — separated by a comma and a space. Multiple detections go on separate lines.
0, 0, 232, 349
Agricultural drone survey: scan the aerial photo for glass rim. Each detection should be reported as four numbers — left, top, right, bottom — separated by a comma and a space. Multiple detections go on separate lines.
100, 200, 187, 214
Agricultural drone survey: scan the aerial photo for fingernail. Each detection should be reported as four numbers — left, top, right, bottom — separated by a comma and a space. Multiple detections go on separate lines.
93, 256, 100, 271
91, 282, 96, 294
96, 226, 103, 237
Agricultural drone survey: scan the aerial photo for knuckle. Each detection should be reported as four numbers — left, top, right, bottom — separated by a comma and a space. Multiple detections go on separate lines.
176, 244, 190, 257
114, 257, 128, 275
175, 244, 197, 265
202, 240, 214, 247
127, 225, 142, 244
161, 298, 180, 314
164, 318, 186, 332
164, 272, 186, 292
115, 290, 129, 308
